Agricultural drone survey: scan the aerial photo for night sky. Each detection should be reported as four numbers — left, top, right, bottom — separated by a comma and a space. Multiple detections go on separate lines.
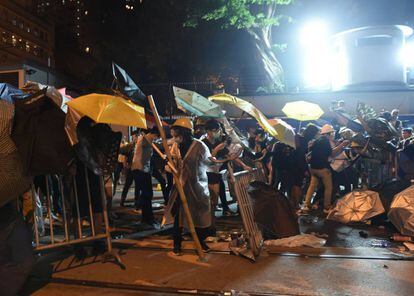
51, 0, 414, 111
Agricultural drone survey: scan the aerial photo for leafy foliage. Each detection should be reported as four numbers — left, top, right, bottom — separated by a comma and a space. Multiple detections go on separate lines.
185, 0, 293, 31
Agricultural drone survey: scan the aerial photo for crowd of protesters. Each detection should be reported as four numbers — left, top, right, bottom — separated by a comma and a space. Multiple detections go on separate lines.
109, 104, 413, 254
2, 94, 414, 294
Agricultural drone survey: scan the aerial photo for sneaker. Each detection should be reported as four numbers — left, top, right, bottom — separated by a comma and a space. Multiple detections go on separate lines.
299, 206, 311, 215
172, 247, 182, 256
201, 241, 211, 253
143, 220, 160, 230
222, 209, 235, 217
323, 208, 331, 215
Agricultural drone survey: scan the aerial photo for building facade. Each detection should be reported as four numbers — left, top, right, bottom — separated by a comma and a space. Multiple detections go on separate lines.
0, 0, 54, 67
0, 0, 54, 86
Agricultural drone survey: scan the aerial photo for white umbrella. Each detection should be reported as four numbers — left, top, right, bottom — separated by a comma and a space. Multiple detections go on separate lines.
388, 185, 414, 236
327, 190, 385, 223
173, 86, 223, 118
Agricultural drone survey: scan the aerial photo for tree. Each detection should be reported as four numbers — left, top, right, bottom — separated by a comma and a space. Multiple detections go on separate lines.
185, 0, 293, 92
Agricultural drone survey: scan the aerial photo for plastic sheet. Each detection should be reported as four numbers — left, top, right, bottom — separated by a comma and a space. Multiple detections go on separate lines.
264, 234, 326, 248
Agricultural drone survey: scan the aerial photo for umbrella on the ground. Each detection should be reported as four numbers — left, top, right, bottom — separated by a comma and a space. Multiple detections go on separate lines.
112, 62, 146, 104
66, 93, 147, 128
248, 181, 300, 239
268, 118, 296, 148
174, 86, 223, 118
209, 93, 278, 138
388, 186, 414, 236
282, 101, 324, 121
327, 190, 385, 223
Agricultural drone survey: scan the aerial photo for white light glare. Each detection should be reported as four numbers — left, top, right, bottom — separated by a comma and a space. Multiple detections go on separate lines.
300, 21, 332, 88
401, 42, 414, 67
300, 21, 328, 45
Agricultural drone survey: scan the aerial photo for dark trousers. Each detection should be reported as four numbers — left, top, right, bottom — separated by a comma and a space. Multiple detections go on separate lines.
0, 204, 35, 296
152, 168, 168, 204
219, 178, 230, 211
133, 169, 154, 223
120, 168, 134, 204
113, 162, 124, 195
172, 206, 208, 250
165, 173, 174, 201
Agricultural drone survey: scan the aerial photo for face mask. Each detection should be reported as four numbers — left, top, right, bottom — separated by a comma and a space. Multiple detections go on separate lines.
213, 131, 221, 140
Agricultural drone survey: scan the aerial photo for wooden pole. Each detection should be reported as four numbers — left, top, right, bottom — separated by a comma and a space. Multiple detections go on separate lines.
147, 95, 205, 260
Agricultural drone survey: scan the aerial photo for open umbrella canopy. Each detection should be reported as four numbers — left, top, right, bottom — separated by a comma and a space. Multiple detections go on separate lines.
173, 86, 223, 118
112, 62, 146, 104
66, 93, 147, 128
209, 93, 277, 137
327, 190, 385, 223
0, 83, 24, 102
388, 185, 414, 236
268, 118, 296, 148
282, 101, 324, 121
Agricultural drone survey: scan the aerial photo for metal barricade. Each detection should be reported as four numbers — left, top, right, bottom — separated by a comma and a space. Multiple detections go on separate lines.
27, 169, 124, 268
253, 161, 267, 183
228, 165, 264, 257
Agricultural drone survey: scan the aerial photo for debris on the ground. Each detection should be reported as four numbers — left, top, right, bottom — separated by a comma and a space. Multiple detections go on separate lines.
403, 242, 414, 251
359, 231, 368, 238
390, 234, 413, 242
370, 239, 390, 248
301, 216, 318, 224
309, 232, 329, 238
264, 234, 326, 248
383, 264, 388, 269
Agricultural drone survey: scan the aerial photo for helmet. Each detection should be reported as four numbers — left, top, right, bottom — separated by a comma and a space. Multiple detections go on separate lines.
321, 124, 335, 135
172, 118, 193, 131
338, 127, 354, 140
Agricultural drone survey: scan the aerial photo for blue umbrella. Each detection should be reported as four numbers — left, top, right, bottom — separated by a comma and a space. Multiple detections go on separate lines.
0, 83, 24, 102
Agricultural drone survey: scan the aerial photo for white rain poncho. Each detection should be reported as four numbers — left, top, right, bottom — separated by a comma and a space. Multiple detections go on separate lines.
169, 138, 212, 228
388, 185, 414, 236
327, 190, 385, 223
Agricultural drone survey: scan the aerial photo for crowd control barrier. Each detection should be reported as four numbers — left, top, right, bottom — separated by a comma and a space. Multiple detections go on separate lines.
26, 168, 124, 269
227, 164, 265, 258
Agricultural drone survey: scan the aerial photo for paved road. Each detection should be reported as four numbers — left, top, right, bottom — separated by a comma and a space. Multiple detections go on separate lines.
31, 247, 414, 296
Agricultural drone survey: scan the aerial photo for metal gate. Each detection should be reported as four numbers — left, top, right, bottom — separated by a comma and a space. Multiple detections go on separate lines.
26, 168, 124, 268
227, 164, 265, 257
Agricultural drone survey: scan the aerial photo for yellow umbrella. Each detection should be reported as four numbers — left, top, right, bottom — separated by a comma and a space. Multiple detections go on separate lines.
209, 93, 278, 138
282, 101, 324, 121
66, 93, 147, 128
268, 118, 296, 148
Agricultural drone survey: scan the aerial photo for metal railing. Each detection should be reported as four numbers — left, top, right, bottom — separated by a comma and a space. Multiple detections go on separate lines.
227, 165, 265, 258
26, 168, 124, 268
